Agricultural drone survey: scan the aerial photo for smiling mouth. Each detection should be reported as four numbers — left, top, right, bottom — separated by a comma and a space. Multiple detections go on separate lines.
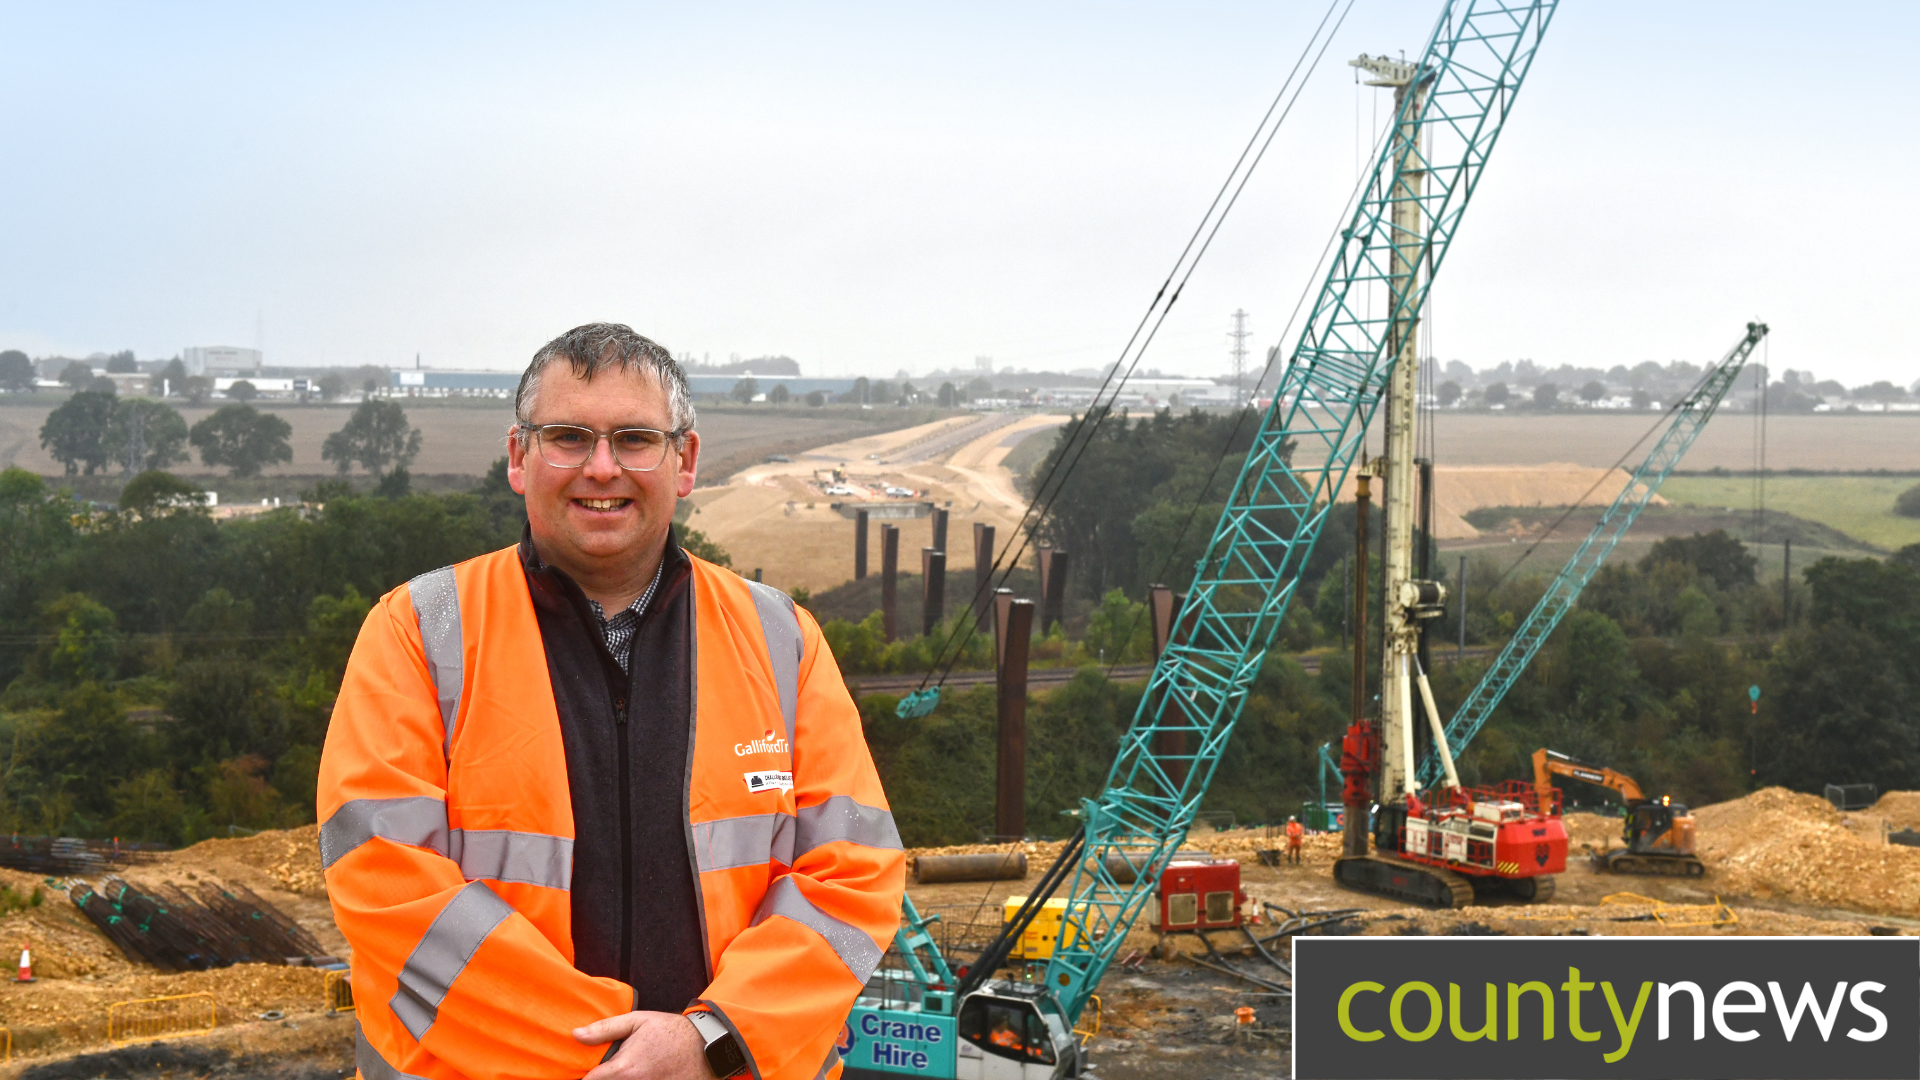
575, 498, 631, 511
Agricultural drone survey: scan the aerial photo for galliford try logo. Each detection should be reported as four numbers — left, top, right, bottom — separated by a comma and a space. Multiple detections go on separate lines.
734, 729, 789, 756
1293, 937, 1918, 1080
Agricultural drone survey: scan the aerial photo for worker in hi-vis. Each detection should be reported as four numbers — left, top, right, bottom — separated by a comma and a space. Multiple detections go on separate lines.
318, 324, 905, 1080
1285, 816, 1304, 865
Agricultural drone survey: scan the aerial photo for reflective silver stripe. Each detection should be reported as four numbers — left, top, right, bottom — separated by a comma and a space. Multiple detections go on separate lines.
793, 796, 902, 861
448, 829, 572, 890
320, 797, 450, 870
357, 1024, 431, 1080
771, 813, 796, 867
750, 876, 882, 982
389, 882, 514, 1040
745, 581, 802, 745
812, 1046, 841, 1080
692, 813, 791, 873
408, 566, 463, 757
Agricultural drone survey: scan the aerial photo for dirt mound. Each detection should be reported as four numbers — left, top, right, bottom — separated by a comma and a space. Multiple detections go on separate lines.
1692, 787, 1920, 916
172, 825, 325, 897
1561, 811, 1623, 852
1867, 791, 1920, 830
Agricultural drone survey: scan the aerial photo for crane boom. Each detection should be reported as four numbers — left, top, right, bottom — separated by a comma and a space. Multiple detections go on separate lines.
1418, 322, 1770, 788
1037, 0, 1560, 1023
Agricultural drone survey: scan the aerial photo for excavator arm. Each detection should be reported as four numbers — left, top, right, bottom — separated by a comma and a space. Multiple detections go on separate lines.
1532, 748, 1645, 812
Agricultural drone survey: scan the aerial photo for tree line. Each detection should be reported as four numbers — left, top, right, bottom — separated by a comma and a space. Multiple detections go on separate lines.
39, 389, 426, 481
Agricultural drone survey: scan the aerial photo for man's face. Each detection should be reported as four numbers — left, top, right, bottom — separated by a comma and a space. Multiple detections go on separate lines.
507, 364, 699, 572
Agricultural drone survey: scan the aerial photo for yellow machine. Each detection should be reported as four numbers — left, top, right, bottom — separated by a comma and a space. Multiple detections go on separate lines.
1001, 896, 1083, 960
1532, 749, 1705, 876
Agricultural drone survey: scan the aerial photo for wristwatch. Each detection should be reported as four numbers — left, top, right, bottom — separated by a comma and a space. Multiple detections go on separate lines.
687, 1010, 749, 1078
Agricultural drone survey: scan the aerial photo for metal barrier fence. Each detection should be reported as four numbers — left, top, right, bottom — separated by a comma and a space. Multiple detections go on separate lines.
108, 993, 217, 1045
325, 970, 355, 1014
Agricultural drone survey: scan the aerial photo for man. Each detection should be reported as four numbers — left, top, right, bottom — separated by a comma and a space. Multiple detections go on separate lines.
1285, 815, 1304, 866
319, 324, 904, 1080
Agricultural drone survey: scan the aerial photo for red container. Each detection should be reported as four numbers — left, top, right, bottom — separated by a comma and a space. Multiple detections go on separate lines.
1151, 858, 1244, 930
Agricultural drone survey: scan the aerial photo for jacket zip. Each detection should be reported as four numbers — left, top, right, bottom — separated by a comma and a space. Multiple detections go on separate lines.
614, 684, 632, 979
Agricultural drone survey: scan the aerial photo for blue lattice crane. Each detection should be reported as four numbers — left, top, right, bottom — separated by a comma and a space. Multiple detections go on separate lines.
842, 3, 1560, 1076
1416, 322, 1770, 790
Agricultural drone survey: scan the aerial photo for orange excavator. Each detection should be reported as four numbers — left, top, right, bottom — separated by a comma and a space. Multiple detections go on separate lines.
1532, 749, 1705, 877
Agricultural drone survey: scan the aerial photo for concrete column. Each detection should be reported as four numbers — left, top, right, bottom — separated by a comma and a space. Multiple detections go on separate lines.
931, 507, 949, 554
880, 524, 899, 642
994, 590, 1033, 840
1040, 550, 1070, 634
854, 509, 869, 580
921, 548, 946, 636
972, 523, 996, 629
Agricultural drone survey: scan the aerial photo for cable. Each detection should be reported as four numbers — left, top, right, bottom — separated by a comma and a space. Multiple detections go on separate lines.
908, 0, 1359, 694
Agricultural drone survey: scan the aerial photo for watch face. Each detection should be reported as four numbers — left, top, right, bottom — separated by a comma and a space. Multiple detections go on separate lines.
706, 1033, 747, 1078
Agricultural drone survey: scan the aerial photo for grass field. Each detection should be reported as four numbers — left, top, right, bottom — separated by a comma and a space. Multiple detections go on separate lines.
1661, 475, 1920, 552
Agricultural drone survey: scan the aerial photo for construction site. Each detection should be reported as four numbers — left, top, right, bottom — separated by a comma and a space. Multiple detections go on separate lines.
0, 785, 1909, 1077
3, 0, 1917, 1079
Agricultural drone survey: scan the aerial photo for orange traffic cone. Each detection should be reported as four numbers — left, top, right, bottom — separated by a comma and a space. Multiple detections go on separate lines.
16, 946, 34, 983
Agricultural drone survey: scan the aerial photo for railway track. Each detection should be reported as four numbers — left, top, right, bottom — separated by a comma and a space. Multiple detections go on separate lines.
844, 646, 1496, 695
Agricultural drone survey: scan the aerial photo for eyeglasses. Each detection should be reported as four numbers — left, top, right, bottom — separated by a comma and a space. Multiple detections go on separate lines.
523, 423, 684, 472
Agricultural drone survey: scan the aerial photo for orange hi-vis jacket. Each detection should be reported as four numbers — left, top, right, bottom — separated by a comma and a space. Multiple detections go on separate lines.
1285, 821, 1304, 843
318, 547, 905, 1080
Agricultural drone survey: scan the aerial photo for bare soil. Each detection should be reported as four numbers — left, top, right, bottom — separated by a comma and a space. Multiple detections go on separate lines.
1304, 412, 1920, 473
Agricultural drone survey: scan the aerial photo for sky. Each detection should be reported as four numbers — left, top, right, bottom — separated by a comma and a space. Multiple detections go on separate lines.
0, 1, 1913, 387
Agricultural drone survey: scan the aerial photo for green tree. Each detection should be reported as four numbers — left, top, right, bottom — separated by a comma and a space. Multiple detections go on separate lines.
118, 471, 205, 518
189, 404, 293, 477
227, 379, 259, 402
1437, 380, 1461, 406
1895, 482, 1920, 519
730, 377, 759, 403
41, 593, 121, 684
106, 397, 190, 474
1079, 588, 1151, 664
1673, 585, 1719, 639
1533, 382, 1559, 408
1643, 530, 1756, 590
675, 524, 732, 567
166, 657, 289, 763
179, 375, 214, 404
805, 390, 826, 407
1484, 382, 1510, 406
39, 390, 117, 475
321, 399, 422, 476
306, 586, 372, 685
767, 383, 790, 404
104, 350, 137, 373
1579, 380, 1607, 403
0, 350, 32, 392
157, 357, 188, 394
58, 361, 94, 390
316, 372, 348, 400
108, 769, 189, 844
937, 381, 958, 408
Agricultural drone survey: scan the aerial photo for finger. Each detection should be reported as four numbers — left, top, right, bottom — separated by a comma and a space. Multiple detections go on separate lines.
573, 1011, 645, 1045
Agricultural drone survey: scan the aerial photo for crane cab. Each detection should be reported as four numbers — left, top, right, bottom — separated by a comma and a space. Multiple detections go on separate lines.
1625, 798, 1696, 857
952, 984, 1079, 1080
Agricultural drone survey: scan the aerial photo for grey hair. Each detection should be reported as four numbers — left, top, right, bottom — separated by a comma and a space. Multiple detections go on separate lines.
512, 323, 697, 445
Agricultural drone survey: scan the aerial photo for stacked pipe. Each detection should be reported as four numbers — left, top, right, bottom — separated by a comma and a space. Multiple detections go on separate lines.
68, 876, 323, 972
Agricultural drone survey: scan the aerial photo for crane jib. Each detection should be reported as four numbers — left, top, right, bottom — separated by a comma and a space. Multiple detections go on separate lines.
1418, 321, 1769, 789
1027, 0, 1564, 1027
